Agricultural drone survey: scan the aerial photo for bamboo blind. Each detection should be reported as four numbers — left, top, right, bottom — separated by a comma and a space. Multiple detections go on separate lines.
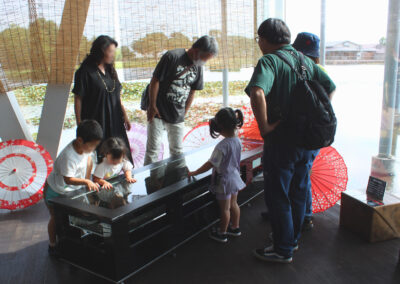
0, 0, 263, 92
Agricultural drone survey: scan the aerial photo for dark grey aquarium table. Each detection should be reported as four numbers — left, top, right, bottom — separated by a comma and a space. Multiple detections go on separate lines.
50, 139, 264, 283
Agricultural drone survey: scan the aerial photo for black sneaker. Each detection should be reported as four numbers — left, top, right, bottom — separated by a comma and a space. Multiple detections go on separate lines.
263, 243, 299, 252
253, 248, 293, 263
48, 245, 59, 258
209, 230, 228, 243
302, 217, 314, 231
226, 226, 241, 237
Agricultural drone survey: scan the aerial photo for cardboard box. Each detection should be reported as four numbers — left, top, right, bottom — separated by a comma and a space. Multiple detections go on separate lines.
340, 191, 400, 242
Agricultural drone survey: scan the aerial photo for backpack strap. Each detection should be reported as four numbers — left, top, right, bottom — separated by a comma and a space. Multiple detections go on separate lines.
297, 52, 312, 78
274, 50, 310, 80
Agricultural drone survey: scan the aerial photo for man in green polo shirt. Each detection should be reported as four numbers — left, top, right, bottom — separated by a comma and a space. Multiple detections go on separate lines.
246, 18, 336, 263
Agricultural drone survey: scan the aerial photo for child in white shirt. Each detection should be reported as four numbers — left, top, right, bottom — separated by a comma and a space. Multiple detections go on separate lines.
93, 137, 136, 200
44, 120, 103, 255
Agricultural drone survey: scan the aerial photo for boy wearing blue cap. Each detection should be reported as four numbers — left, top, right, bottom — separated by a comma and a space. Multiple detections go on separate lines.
293, 32, 326, 71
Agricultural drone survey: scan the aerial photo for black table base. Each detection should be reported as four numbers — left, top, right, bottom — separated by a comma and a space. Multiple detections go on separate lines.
51, 142, 264, 283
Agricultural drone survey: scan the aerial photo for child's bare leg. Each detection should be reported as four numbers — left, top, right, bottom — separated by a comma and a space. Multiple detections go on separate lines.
218, 199, 231, 233
230, 193, 240, 229
47, 206, 56, 247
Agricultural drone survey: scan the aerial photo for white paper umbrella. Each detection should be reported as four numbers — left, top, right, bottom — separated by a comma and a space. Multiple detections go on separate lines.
0, 140, 53, 210
183, 121, 263, 152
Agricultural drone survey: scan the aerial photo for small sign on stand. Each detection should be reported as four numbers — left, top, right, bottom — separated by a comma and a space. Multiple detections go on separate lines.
366, 176, 386, 204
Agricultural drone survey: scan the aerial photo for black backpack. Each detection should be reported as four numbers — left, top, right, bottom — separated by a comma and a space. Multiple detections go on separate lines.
274, 51, 337, 150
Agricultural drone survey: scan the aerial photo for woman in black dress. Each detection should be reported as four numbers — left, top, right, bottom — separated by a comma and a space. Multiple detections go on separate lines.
73, 35, 133, 163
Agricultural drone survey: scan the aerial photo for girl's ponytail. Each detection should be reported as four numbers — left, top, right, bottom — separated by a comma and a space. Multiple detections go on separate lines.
235, 109, 244, 128
210, 107, 244, 138
209, 118, 221, 138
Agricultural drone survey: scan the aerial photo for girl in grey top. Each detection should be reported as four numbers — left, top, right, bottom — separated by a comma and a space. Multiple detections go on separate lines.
189, 108, 245, 243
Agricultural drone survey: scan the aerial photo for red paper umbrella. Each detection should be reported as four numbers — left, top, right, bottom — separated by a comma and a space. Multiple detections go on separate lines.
310, 146, 348, 213
238, 105, 263, 141
0, 140, 53, 210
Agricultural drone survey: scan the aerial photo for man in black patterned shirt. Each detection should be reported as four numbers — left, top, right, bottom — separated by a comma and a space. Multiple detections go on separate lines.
144, 36, 218, 165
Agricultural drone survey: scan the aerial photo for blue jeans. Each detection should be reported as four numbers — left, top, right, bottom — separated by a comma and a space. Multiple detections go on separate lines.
305, 149, 320, 218
263, 142, 318, 257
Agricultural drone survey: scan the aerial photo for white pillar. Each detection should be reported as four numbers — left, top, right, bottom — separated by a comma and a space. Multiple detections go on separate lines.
263, 0, 272, 19
0, 92, 32, 142
275, 0, 286, 20
36, 84, 71, 158
222, 69, 229, 107
371, 0, 400, 176
320, 0, 327, 66
113, 0, 124, 82
377, 0, 400, 157
221, 0, 229, 107
195, 0, 201, 38
263, 0, 285, 20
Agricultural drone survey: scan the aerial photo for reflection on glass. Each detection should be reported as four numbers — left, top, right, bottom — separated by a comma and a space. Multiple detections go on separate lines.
68, 139, 264, 210
65, 139, 263, 237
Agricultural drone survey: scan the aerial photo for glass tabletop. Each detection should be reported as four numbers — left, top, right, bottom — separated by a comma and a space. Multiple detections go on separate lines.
69, 139, 263, 210
344, 189, 400, 207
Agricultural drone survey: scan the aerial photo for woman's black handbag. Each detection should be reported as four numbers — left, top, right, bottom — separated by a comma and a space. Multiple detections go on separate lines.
140, 85, 150, 111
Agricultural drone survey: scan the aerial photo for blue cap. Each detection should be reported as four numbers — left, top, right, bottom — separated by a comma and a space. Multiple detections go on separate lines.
292, 32, 320, 58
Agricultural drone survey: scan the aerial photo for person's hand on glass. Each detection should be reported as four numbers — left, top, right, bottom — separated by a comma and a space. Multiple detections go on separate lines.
102, 181, 113, 190
86, 180, 100, 191
126, 177, 137, 183
188, 171, 196, 177
125, 171, 136, 183
187, 171, 198, 182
